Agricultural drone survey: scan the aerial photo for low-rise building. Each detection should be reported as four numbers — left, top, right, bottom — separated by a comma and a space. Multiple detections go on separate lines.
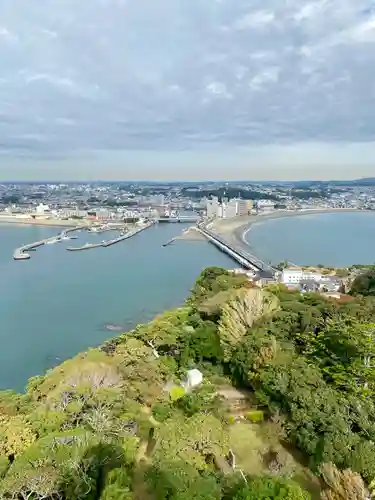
281, 268, 322, 284
281, 267, 343, 292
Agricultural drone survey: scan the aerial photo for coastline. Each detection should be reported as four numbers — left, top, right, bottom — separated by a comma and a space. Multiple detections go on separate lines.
0, 217, 84, 228
209, 208, 373, 259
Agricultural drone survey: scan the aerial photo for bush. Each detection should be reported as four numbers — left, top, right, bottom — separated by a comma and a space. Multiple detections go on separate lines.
245, 410, 264, 423
225, 475, 310, 500
152, 403, 173, 423
169, 387, 185, 402
0, 456, 9, 479
226, 415, 236, 425
176, 385, 221, 417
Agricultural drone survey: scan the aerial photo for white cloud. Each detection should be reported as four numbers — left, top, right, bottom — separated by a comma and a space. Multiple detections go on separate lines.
293, 1, 329, 22
233, 10, 276, 30
0, 27, 18, 43
347, 16, 375, 43
249, 67, 280, 90
205, 81, 232, 98
25, 74, 75, 88
0, 0, 374, 178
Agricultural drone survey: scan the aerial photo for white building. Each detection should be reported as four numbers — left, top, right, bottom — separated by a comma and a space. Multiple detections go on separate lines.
36, 203, 50, 215
153, 194, 165, 206
223, 199, 238, 218
257, 200, 275, 212
206, 197, 220, 218
281, 268, 322, 285
206, 197, 251, 219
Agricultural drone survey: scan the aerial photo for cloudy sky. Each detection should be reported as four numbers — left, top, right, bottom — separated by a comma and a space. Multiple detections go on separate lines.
1, 0, 375, 181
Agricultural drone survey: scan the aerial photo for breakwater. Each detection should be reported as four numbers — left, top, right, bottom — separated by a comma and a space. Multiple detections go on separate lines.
13, 225, 89, 260
66, 222, 155, 251
13, 222, 155, 259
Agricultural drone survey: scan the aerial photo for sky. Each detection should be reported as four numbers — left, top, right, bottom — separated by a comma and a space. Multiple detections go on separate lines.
1, 0, 375, 181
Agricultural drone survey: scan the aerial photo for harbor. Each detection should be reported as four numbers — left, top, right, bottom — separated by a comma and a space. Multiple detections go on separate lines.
13, 222, 154, 260
67, 221, 154, 251
13, 225, 88, 260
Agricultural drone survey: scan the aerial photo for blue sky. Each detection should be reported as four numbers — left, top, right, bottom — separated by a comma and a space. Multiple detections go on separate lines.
1, 0, 375, 181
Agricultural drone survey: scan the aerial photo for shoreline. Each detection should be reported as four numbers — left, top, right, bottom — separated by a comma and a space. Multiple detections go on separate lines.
210, 208, 374, 263
0, 217, 84, 228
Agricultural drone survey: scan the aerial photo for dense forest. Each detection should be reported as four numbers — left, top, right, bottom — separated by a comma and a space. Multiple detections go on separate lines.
0, 266, 375, 499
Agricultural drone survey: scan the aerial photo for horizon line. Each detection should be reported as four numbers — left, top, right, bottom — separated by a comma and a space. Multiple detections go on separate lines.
0, 177, 373, 184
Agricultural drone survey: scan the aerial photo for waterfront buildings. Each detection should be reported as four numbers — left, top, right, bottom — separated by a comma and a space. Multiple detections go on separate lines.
281, 267, 342, 292
205, 197, 252, 219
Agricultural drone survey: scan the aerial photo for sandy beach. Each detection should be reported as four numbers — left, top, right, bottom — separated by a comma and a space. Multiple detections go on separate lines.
0, 216, 87, 228
209, 208, 372, 254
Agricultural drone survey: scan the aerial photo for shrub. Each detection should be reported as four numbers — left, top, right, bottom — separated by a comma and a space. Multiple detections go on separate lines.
176, 385, 221, 417
169, 387, 185, 402
245, 410, 264, 423
0, 456, 9, 479
152, 403, 173, 423
226, 415, 236, 425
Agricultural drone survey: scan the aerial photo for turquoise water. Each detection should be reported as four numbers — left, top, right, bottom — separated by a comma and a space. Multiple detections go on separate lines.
0, 223, 234, 391
246, 211, 375, 267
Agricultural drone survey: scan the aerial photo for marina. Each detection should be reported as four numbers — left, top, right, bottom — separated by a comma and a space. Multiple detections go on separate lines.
13, 221, 155, 259
13, 224, 89, 260
67, 221, 154, 251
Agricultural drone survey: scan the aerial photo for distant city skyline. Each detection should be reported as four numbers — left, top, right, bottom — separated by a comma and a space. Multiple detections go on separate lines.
1, 0, 375, 180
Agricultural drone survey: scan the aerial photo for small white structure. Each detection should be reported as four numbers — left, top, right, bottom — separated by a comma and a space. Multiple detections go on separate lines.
183, 369, 203, 391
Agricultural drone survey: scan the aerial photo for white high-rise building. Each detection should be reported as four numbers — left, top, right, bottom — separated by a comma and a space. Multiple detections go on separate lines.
223, 199, 238, 218
206, 196, 250, 219
154, 194, 165, 206
206, 197, 220, 218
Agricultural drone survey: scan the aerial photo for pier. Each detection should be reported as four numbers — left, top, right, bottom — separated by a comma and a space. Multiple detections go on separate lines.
197, 223, 275, 275
13, 224, 90, 260
157, 215, 200, 223
13, 239, 49, 260
66, 222, 154, 251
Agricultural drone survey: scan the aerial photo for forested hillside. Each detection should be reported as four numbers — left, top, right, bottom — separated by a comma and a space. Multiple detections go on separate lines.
0, 266, 375, 499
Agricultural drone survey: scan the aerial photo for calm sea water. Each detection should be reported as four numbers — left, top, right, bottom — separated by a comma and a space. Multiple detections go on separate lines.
246, 211, 375, 268
0, 223, 235, 391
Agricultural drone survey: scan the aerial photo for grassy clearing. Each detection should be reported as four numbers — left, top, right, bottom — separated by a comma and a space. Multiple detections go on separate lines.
228, 421, 321, 499
228, 422, 267, 475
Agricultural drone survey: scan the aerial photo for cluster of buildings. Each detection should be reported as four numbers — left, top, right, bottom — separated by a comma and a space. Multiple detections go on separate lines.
280, 267, 343, 293
206, 197, 253, 219
1, 203, 157, 223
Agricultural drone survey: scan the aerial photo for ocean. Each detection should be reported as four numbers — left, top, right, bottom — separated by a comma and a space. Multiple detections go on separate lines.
3, 211, 375, 391
0, 222, 234, 391
245, 211, 375, 268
